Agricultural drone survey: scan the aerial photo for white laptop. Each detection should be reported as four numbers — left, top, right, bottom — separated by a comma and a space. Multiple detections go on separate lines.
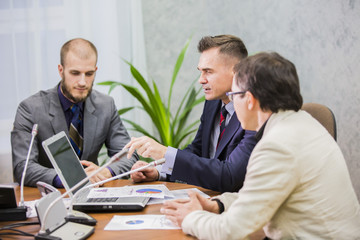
42, 131, 149, 212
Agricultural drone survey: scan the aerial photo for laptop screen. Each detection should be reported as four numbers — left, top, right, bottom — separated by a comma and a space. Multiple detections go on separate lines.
43, 132, 89, 195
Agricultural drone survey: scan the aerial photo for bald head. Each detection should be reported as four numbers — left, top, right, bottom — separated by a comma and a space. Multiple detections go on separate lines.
60, 38, 98, 67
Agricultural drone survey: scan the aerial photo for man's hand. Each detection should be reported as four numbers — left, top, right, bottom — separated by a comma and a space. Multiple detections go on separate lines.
81, 160, 112, 186
130, 160, 159, 182
125, 136, 167, 160
160, 190, 219, 226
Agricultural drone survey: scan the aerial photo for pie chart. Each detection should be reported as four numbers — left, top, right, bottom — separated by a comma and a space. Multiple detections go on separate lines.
126, 220, 144, 225
136, 188, 162, 194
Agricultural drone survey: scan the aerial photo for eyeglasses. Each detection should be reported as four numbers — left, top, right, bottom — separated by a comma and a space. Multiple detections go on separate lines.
226, 91, 247, 101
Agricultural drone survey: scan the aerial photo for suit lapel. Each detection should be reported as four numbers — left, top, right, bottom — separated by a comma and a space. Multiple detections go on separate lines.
82, 95, 98, 160
49, 90, 68, 135
202, 101, 221, 157
214, 113, 240, 158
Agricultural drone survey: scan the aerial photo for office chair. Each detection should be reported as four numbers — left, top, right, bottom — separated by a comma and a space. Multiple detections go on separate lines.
301, 103, 337, 141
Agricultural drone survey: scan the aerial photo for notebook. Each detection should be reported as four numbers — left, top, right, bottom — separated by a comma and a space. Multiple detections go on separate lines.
42, 131, 149, 212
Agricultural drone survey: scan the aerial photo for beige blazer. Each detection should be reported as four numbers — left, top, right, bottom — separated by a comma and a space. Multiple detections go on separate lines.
182, 110, 360, 239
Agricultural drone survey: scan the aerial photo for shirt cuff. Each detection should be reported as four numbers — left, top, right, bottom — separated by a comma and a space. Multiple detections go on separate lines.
155, 165, 167, 181
161, 147, 177, 175
52, 175, 63, 188
107, 166, 116, 177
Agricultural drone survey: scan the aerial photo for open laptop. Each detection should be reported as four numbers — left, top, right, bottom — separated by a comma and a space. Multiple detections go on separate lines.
42, 131, 149, 212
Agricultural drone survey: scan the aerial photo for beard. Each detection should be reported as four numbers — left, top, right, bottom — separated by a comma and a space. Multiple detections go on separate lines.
60, 77, 93, 103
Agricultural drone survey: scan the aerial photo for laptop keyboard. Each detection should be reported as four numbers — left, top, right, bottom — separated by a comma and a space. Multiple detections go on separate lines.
86, 198, 119, 203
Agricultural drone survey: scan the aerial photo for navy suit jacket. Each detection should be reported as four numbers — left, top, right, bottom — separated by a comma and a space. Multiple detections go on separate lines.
169, 100, 257, 192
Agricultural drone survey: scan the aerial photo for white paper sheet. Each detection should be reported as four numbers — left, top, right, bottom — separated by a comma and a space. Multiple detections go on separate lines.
104, 214, 180, 230
87, 184, 173, 199
147, 188, 210, 205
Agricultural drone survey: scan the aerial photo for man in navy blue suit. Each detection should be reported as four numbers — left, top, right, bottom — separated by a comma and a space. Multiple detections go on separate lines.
125, 35, 257, 192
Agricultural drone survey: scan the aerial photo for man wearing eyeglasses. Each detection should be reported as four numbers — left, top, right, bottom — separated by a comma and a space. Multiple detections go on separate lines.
125, 35, 257, 193
161, 52, 360, 239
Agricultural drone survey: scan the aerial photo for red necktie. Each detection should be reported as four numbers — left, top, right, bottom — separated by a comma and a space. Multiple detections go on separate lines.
217, 106, 228, 149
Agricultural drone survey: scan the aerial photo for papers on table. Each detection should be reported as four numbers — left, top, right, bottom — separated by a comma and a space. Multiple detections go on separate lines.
104, 187, 211, 231
87, 184, 211, 203
104, 215, 180, 230
147, 187, 210, 205
87, 184, 173, 199
25, 183, 211, 228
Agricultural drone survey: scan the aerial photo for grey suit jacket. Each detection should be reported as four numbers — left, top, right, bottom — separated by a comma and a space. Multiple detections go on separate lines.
11, 84, 138, 187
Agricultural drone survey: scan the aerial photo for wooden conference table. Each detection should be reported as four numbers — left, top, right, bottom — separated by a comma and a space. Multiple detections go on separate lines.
1, 180, 219, 239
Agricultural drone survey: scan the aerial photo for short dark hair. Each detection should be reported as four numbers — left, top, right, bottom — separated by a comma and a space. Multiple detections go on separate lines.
234, 52, 303, 112
197, 35, 248, 60
60, 38, 98, 66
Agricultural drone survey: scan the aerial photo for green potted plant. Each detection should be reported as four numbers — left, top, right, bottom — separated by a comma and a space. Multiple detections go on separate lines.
98, 38, 205, 150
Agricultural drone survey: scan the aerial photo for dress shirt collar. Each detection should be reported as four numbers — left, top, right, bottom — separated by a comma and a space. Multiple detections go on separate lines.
223, 101, 235, 118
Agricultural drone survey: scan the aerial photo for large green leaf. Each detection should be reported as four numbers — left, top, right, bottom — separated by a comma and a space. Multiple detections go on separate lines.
175, 128, 199, 148
125, 61, 163, 119
97, 81, 122, 94
168, 37, 192, 110
120, 83, 169, 144
173, 77, 199, 123
175, 95, 205, 135
117, 107, 134, 115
